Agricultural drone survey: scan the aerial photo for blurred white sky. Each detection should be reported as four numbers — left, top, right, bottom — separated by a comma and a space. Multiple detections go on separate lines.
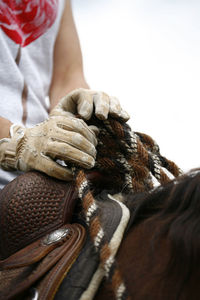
72, 0, 200, 172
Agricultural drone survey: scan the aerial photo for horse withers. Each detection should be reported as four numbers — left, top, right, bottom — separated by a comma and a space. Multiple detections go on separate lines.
95, 169, 200, 300
1, 169, 199, 300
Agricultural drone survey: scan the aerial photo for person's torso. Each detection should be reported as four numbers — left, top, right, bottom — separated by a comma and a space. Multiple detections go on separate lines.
0, 0, 66, 188
0, 0, 66, 126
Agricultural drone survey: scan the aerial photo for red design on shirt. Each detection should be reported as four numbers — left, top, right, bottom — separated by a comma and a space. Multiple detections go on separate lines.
0, 0, 58, 47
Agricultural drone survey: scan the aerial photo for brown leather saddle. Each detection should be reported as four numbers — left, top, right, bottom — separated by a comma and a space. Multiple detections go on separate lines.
0, 171, 127, 300
0, 171, 86, 300
0, 171, 79, 259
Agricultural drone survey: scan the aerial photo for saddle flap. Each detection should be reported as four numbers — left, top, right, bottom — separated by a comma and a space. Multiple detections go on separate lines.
0, 223, 86, 300
0, 227, 72, 269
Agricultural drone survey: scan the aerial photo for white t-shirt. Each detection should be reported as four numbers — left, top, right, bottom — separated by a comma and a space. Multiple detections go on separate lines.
0, 0, 66, 188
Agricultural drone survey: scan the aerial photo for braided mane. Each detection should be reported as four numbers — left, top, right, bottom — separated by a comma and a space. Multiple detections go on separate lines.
74, 116, 181, 300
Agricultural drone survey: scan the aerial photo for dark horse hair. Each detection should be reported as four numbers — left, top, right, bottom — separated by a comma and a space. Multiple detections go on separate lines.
124, 169, 200, 299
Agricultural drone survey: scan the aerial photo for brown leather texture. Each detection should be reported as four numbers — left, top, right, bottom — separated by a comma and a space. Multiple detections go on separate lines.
0, 223, 86, 300
0, 171, 78, 260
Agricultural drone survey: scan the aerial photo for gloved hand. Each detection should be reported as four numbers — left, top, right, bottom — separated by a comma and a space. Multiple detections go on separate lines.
50, 88, 130, 121
0, 116, 97, 181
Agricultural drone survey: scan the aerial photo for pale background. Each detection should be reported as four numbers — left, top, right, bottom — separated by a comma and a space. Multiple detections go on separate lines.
72, 0, 200, 172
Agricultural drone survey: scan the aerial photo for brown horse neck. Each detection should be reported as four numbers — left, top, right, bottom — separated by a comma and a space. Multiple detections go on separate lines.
95, 218, 200, 300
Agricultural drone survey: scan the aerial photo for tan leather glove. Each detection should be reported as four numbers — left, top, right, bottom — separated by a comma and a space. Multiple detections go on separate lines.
50, 88, 130, 121
0, 116, 97, 181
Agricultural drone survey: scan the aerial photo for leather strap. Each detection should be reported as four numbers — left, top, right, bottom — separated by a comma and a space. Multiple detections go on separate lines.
0, 223, 86, 300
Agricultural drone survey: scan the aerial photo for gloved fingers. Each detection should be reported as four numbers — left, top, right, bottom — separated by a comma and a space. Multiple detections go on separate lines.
58, 89, 93, 120
31, 155, 73, 181
108, 96, 130, 121
53, 116, 98, 147
93, 92, 110, 120
93, 92, 130, 121
109, 96, 122, 117
45, 141, 95, 169
88, 125, 99, 136
119, 109, 130, 121
76, 90, 93, 120
51, 88, 130, 122
47, 131, 96, 158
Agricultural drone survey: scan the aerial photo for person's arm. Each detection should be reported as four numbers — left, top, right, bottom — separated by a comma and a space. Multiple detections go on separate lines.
49, 0, 89, 111
0, 2, 85, 143
49, 0, 130, 121
0, 117, 12, 139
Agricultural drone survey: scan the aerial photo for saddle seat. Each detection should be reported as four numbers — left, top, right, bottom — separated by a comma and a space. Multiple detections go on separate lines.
0, 171, 86, 300
0, 171, 78, 259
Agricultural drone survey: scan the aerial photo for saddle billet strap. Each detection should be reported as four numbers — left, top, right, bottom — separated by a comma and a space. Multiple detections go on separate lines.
0, 223, 86, 300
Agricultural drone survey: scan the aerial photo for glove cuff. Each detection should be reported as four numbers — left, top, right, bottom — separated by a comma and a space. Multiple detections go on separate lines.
0, 124, 24, 170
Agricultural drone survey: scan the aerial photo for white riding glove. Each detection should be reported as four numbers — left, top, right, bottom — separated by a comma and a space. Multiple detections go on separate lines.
50, 88, 130, 121
0, 116, 97, 181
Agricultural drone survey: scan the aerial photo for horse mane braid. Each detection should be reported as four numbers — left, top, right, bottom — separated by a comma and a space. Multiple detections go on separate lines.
73, 116, 181, 300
